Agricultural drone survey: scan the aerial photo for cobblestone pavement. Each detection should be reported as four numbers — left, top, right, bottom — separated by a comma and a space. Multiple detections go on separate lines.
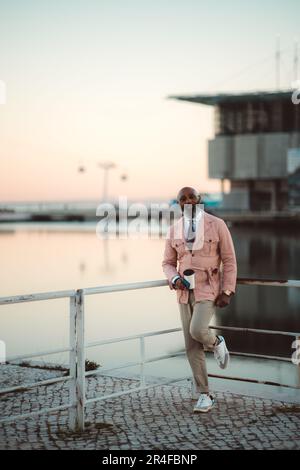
0, 365, 300, 450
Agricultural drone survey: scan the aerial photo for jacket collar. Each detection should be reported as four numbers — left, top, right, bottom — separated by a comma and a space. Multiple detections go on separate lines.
173, 211, 213, 249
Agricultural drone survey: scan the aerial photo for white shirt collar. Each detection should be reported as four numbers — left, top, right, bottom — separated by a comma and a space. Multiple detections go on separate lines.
183, 208, 204, 221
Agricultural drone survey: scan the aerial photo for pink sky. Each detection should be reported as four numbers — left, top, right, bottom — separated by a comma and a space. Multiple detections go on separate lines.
0, 0, 298, 203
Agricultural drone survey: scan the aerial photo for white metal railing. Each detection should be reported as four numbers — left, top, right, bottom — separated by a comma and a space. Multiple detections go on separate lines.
0, 277, 300, 431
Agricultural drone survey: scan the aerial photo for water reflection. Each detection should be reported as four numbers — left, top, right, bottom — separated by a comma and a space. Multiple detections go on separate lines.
215, 226, 300, 358
0, 222, 299, 371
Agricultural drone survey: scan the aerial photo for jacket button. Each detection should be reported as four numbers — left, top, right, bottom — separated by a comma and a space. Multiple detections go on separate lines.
192, 254, 194, 257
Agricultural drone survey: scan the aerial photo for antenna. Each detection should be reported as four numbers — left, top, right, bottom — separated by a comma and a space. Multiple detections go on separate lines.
276, 35, 280, 90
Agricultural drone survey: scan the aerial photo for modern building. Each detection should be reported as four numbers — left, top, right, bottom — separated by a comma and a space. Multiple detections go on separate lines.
170, 90, 300, 211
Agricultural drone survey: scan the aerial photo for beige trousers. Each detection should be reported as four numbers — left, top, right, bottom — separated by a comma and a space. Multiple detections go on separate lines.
178, 290, 217, 394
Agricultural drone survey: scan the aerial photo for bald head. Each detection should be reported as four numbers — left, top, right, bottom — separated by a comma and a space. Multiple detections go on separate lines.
176, 187, 202, 217
177, 187, 201, 203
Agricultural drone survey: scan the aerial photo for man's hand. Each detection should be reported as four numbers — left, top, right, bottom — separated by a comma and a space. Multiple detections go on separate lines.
214, 292, 232, 308
173, 277, 189, 290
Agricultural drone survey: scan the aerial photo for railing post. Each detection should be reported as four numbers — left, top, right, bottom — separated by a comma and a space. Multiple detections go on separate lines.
69, 294, 77, 431
140, 336, 146, 387
73, 289, 85, 431
296, 335, 300, 389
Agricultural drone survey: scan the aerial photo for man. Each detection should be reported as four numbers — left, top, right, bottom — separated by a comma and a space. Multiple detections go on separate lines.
162, 187, 237, 413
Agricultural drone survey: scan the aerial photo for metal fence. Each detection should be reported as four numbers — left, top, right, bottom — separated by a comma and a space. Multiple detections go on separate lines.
0, 277, 299, 431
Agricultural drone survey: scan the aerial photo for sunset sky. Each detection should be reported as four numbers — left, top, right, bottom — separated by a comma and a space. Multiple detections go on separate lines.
0, 0, 299, 203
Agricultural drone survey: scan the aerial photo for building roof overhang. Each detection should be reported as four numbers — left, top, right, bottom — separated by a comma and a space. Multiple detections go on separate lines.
168, 89, 294, 106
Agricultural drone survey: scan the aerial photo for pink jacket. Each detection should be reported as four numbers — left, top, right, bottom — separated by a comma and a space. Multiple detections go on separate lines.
162, 211, 237, 304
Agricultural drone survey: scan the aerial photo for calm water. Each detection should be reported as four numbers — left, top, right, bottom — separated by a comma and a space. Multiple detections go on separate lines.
0, 222, 299, 388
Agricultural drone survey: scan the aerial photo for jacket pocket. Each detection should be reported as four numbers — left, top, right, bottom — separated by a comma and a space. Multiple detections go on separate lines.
172, 240, 187, 256
201, 238, 219, 256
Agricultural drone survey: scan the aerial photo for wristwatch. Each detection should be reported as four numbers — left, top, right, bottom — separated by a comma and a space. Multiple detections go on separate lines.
222, 289, 233, 297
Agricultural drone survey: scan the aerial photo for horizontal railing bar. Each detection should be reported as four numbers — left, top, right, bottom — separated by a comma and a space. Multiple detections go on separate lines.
87, 325, 300, 350
210, 325, 300, 337
229, 351, 292, 362
0, 403, 74, 425
83, 280, 167, 295
149, 350, 293, 364
1, 277, 299, 307
83, 278, 300, 296
86, 350, 292, 379
85, 375, 192, 405
2, 336, 293, 394
208, 372, 300, 390
143, 351, 184, 364
3, 324, 295, 367
0, 289, 76, 306
6, 347, 73, 363
86, 328, 181, 348
0, 375, 72, 396
147, 350, 292, 364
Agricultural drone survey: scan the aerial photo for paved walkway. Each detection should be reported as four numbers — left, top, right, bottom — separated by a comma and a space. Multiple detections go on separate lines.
0, 365, 300, 450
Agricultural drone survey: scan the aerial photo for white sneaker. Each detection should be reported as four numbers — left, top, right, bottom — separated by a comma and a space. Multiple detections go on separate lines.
193, 393, 215, 413
214, 335, 230, 369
